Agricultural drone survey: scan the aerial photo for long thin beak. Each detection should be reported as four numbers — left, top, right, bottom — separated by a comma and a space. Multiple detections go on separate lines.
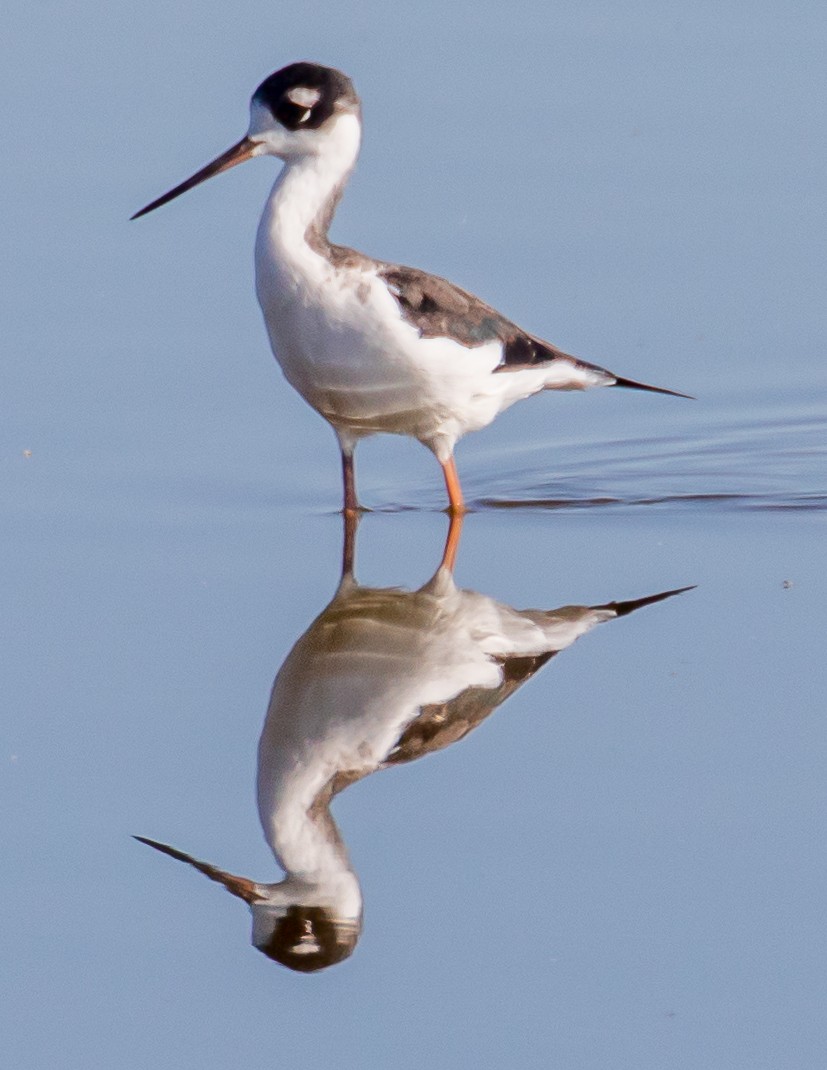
133, 835, 264, 903
131, 136, 259, 220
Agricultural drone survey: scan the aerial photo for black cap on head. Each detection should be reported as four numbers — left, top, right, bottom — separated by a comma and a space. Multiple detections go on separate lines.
256, 904, 360, 973
253, 62, 359, 131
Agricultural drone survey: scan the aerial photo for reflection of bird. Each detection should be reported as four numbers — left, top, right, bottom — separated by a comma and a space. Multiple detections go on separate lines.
133, 62, 690, 514
136, 518, 691, 972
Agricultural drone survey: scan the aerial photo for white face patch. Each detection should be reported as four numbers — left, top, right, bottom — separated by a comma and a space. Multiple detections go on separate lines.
287, 86, 322, 109
291, 938, 321, 955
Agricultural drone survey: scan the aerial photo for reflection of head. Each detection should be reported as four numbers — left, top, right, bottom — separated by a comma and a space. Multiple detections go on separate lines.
254, 904, 360, 972
133, 836, 362, 973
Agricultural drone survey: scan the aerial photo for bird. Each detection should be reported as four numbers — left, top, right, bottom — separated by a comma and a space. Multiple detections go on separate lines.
135, 514, 692, 971
133, 61, 691, 515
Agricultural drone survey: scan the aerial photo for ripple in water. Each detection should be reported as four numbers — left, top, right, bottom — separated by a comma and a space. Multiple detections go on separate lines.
464, 390, 827, 514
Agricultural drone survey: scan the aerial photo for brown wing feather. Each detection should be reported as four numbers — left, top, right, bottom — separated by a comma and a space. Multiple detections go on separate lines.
383, 651, 556, 767
378, 263, 591, 373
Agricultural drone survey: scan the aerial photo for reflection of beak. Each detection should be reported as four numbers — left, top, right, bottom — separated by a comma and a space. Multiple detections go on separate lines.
131, 136, 259, 220
133, 835, 264, 903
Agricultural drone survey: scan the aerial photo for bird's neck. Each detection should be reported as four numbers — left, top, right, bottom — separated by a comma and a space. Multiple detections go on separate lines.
257, 701, 359, 886
263, 782, 353, 880
255, 771, 362, 920
258, 114, 361, 268
249, 780, 362, 938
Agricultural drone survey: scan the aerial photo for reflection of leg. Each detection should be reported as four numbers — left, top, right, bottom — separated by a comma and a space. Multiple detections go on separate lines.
341, 448, 358, 515
341, 508, 360, 579
440, 456, 466, 516
439, 511, 464, 573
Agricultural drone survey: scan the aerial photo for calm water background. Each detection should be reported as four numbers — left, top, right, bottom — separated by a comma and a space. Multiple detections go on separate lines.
2, 1, 826, 1067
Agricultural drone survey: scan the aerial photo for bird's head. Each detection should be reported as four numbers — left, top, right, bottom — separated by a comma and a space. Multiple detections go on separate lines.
134, 834, 362, 972
249, 62, 361, 160
132, 62, 361, 219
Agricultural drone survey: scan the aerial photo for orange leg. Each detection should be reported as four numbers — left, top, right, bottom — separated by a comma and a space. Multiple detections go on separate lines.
440, 456, 466, 517
439, 511, 465, 573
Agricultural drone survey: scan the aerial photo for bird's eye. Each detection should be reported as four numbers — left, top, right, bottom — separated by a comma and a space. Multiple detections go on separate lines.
275, 99, 314, 129
276, 85, 323, 127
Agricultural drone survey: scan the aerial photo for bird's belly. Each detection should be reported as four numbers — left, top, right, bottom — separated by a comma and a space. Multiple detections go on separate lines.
272, 320, 426, 430
259, 278, 504, 442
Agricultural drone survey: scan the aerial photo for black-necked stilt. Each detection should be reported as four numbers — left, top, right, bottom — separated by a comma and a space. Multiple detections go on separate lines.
134, 516, 691, 971
133, 62, 690, 514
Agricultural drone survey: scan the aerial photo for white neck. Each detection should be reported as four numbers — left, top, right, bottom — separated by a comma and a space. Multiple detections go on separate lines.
264, 787, 351, 877
257, 773, 362, 922
256, 113, 362, 265
257, 694, 358, 884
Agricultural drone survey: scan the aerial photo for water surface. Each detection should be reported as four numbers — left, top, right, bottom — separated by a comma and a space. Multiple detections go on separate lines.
3, 1, 827, 1065
4, 383, 825, 1069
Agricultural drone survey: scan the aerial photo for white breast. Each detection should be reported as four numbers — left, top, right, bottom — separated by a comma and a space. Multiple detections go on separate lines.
258, 244, 508, 443
252, 124, 548, 457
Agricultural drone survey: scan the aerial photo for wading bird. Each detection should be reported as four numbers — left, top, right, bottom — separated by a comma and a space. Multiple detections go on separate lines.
135, 516, 691, 971
133, 62, 690, 514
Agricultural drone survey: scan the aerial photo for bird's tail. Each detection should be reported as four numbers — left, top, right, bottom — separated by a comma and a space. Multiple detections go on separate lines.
571, 353, 693, 398
594, 585, 696, 618
611, 375, 694, 400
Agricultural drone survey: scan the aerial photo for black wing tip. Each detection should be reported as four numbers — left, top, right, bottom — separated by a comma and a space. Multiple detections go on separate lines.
597, 584, 696, 617
612, 376, 695, 400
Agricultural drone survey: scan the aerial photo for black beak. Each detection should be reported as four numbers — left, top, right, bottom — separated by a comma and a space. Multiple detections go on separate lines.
131, 136, 259, 220
133, 835, 264, 903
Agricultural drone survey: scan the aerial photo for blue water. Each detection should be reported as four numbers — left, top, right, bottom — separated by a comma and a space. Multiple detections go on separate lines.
4, 379, 825, 1069
3, 2, 827, 1068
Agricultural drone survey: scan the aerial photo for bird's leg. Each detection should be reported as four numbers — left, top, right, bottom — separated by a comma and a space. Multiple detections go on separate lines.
341, 508, 360, 580
440, 456, 466, 516
439, 511, 465, 573
341, 448, 359, 516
